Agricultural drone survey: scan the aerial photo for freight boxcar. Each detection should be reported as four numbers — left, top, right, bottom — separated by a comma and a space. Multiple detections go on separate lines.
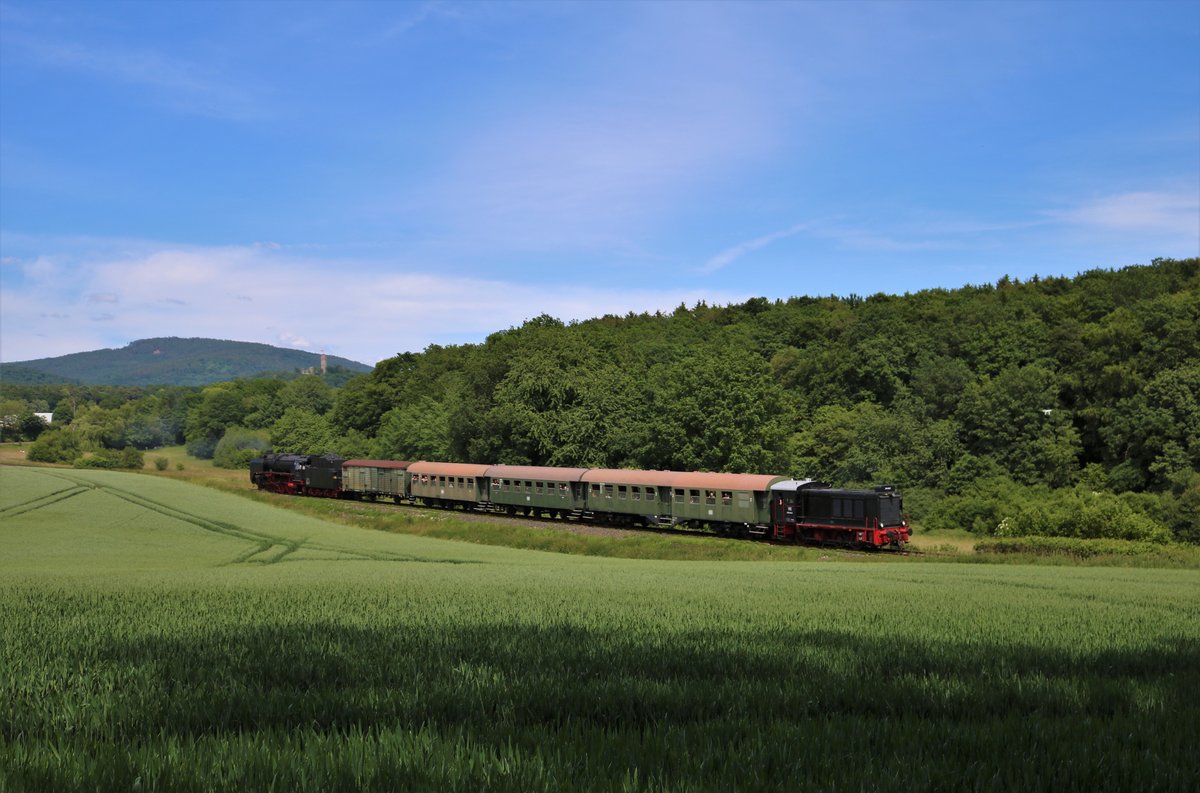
342, 459, 412, 502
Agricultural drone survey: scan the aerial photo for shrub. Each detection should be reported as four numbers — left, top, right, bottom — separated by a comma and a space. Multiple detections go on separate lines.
119, 446, 145, 469
154, 457, 169, 471
26, 428, 81, 464
975, 536, 1170, 558
213, 427, 271, 469
996, 488, 1171, 543
73, 447, 144, 470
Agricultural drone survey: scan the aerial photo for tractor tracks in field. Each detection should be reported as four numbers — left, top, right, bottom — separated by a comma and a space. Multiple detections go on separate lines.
14, 469, 472, 567
0, 483, 90, 518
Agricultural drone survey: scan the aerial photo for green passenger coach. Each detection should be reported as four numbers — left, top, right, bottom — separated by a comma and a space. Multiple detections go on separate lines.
408, 462, 491, 508
667, 472, 787, 532
485, 465, 588, 517
580, 469, 676, 527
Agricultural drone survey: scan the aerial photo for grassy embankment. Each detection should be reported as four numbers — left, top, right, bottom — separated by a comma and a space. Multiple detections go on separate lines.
3, 442, 1197, 567
2, 465, 1198, 791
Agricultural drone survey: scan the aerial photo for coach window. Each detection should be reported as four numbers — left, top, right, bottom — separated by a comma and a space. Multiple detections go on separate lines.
631, 486, 641, 501
617, 485, 627, 499
705, 490, 716, 505
492, 479, 501, 489
592, 484, 601, 496
605, 485, 614, 498
722, 491, 732, 505
535, 481, 543, 493
673, 489, 684, 503
525, 481, 533, 493
467, 478, 474, 488
689, 489, 700, 505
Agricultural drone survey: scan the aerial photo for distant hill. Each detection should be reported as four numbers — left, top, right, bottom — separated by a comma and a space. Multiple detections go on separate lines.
0, 337, 372, 386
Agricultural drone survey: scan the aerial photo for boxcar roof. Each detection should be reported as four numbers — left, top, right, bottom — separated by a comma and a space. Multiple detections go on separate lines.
407, 461, 492, 476
484, 465, 589, 481
343, 459, 412, 469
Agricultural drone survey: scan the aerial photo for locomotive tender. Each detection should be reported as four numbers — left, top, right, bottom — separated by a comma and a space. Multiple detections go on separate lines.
249, 454, 909, 550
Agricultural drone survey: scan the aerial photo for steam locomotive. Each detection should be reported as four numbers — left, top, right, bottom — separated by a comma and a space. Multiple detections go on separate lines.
250, 453, 909, 550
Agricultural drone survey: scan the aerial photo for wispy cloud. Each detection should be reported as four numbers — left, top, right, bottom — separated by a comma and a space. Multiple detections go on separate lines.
1048, 190, 1200, 235
703, 223, 811, 273
397, 4, 788, 255
3, 26, 265, 121
374, 1, 463, 42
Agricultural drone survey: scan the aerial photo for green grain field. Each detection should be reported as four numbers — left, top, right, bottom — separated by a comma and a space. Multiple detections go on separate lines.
1, 465, 1197, 792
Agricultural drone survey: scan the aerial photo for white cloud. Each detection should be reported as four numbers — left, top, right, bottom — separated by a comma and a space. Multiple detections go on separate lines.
1, 242, 749, 365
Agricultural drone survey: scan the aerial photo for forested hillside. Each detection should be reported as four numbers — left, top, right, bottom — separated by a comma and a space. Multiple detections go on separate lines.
7, 258, 1198, 543
341, 257, 1199, 542
0, 337, 371, 386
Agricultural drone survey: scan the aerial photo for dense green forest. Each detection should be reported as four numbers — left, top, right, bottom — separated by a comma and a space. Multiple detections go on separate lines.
4, 258, 1197, 543
0, 336, 371, 386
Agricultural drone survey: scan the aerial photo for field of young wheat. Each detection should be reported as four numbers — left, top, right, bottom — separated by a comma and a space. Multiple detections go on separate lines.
1, 465, 1197, 792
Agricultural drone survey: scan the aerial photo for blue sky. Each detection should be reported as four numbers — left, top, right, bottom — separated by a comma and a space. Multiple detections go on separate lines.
1, 0, 1197, 366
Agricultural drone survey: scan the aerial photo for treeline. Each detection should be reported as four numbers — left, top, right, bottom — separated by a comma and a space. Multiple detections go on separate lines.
4, 258, 1196, 543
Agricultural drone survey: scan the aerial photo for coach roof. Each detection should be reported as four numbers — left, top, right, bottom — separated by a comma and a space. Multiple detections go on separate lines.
670, 472, 788, 491
408, 461, 492, 477
581, 469, 680, 487
485, 465, 589, 481
581, 469, 785, 491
